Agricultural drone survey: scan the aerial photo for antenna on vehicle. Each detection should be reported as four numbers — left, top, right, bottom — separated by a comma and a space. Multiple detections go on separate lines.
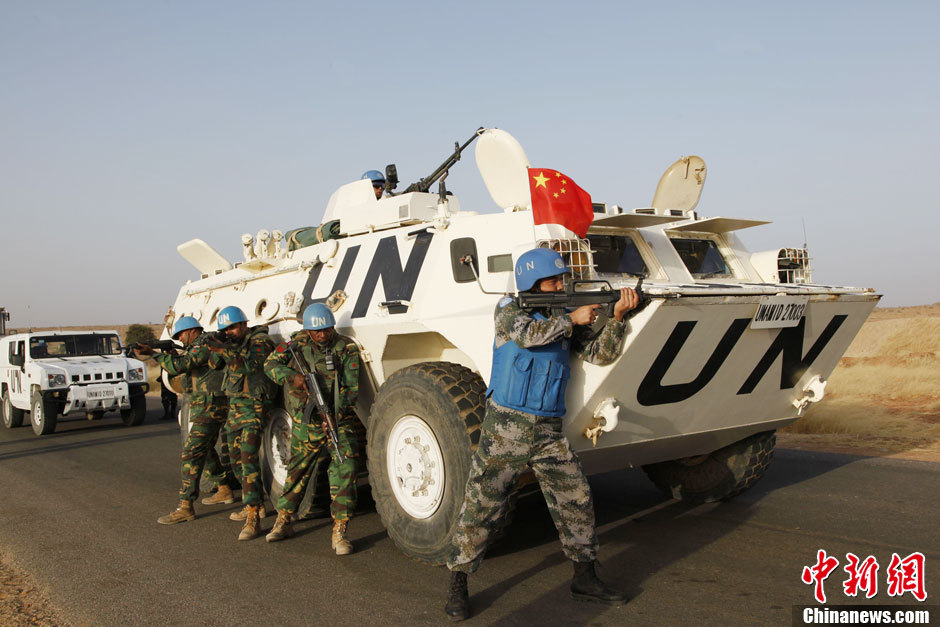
801, 217, 809, 250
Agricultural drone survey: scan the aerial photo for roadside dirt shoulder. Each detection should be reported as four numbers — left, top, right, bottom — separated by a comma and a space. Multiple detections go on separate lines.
0, 552, 66, 626
777, 433, 940, 463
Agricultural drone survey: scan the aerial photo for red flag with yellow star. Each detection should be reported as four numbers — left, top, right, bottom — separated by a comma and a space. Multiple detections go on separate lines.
527, 168, 594, 238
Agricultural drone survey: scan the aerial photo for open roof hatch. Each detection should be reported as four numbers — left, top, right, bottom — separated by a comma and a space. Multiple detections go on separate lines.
651, 155, 707, 217
475, 128, 531, 212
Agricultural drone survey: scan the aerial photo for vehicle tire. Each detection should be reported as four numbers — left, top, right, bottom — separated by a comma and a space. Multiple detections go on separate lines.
121, 394, 146, 426
30, 391, 57, 436
2, 390, 25, 428
261, 404, 321, 518
642, 430, 776, 503
366, 361, 485, 565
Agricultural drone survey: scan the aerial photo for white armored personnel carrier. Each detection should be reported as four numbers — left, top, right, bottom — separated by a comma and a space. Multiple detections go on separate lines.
167, 128, 879, 563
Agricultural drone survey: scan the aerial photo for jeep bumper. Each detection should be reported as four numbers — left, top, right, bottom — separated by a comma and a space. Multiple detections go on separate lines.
56, 382, 148, 415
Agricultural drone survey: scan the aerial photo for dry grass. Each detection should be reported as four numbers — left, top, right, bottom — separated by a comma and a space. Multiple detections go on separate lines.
782, 304, 940, 457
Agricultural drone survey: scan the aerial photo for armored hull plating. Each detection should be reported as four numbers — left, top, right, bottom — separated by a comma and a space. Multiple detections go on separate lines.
168, 128, 878, 562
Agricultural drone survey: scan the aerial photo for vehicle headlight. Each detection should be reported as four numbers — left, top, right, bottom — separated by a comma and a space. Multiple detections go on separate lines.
47, 374, 68, 387
128, 368, 144, 382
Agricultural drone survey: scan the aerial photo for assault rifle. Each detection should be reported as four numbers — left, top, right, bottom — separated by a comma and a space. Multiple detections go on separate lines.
394, 127, 484, 195
286, 342, 346, 463
518, 279, 621, 317
203, 331, 235, 349
517, 278, 654, 318
124, 339, 179, 355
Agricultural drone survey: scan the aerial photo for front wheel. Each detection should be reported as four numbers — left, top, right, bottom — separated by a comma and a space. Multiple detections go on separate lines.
262, 406, 320, 518
366, 362, 484, 565
120, 394, 146, 426
2, 390, 25, 428
30, 391, 57, 436
642, 430, 777, 503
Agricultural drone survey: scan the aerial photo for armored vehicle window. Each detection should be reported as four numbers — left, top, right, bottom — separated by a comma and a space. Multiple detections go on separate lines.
30, 334, 122, 358
587, 234, 649, 277
669, 237, 732, 278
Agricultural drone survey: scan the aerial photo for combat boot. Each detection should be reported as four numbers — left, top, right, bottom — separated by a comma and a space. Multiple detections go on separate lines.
570, 561, 628, 604
265, 511, 295, 543
230, 502, 267, 521
201, 484, 236, 505
331, 519, 353, 555
157, 500, 195, 525
444, 571, 470, 621
237, 505, 261, 541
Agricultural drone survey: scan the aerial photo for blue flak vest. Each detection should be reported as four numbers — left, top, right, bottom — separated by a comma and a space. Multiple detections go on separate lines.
486, 310, 572, 417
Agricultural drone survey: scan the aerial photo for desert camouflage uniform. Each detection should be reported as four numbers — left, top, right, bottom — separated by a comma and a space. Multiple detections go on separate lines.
214, 326, 276, 507
153, 333, 235, 501
264, 331, 360, 521
448, 299, 627, 573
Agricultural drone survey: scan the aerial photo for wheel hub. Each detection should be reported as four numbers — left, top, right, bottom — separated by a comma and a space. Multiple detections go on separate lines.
386, 415, 445, 519
265, 408, 292, 485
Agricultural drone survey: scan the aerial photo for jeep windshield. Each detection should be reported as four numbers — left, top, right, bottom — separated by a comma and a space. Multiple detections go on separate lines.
29, 334, 123, 358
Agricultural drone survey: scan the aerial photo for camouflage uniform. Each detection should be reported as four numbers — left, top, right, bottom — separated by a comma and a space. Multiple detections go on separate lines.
214, 326, 277, 507
264, 331, 360, 521
153, 334, 234, 501
448, 299, 627, 573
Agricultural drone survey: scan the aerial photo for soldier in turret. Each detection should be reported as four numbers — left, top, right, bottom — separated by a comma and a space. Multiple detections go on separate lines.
262, 303, 360, 554
206, 306, 277, 541
362, 170, 385, 200
144, 317, 237, 525
444, 248, 639, 621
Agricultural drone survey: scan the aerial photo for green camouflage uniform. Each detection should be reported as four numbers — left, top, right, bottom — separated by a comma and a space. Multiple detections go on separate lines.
264, 330, 360, 521
214, 326, 277, 507
153, 333, 234, 501
448, 299, 627, 573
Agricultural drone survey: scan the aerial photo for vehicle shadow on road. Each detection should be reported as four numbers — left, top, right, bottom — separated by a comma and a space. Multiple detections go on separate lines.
471, 448, 862, 623
0, 424, 178, 461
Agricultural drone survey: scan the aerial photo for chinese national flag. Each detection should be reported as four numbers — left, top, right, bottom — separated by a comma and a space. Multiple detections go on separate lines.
528, 168, 594, 238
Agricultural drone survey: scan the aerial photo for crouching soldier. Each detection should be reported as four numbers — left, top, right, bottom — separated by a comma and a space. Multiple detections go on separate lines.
263, 303, 360, 555
148, 316, 237, 525
444, 248, 639, 621
207, 306, 277, 541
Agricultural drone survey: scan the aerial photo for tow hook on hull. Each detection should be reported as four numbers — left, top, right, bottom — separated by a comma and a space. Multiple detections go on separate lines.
584, 398, 620, 447
792, 375, 827, 415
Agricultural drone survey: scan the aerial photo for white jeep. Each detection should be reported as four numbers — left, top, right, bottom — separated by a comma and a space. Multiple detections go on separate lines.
0, 331, 149, 435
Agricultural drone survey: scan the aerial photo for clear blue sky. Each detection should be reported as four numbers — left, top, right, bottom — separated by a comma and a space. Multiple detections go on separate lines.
2, 1, 937, 326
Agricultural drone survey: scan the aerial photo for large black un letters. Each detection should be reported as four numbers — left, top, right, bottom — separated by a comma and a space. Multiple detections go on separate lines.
303, 232, 434, 318
637, 315, 847, 406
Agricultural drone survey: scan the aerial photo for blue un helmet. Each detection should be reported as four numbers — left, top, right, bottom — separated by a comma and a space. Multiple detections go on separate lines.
514, 248, 569, 292
303, 303, 335, 330
216, 306, 248, 330
361, 170, 386, 186
172, 316, 202, 339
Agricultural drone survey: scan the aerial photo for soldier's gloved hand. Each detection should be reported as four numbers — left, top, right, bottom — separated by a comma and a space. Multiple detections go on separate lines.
135, 344, 154, 356
321, 420, 329, 434
569, 304, 601, 326
613, 287, 640, 322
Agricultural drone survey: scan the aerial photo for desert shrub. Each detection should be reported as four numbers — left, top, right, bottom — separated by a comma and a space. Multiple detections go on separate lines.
125, 324, 157, 346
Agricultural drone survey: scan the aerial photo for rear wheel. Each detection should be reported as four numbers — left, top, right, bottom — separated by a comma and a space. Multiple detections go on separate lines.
121, 394, 146, 426
642, 430, 776, 503
262, 406, 319, 518
2, 390, 25, 428
30, 391, 57, 436
366, 361, 484, 565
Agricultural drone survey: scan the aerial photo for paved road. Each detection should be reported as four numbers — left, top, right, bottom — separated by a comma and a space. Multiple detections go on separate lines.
1, 397, 937, 625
